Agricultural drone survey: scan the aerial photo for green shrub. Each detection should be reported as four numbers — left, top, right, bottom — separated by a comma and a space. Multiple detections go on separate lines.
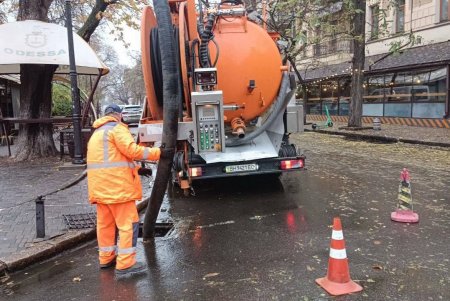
52, 84, 72, 116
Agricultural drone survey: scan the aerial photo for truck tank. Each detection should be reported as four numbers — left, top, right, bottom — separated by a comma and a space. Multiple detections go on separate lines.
141, 2, 285, 126
209, 15, 284, 123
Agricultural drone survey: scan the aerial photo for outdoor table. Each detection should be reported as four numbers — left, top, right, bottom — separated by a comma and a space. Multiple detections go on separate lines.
0, 117, 73, 157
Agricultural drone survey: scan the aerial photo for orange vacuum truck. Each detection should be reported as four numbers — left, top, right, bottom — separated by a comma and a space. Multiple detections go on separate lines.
138, 0, 305, 194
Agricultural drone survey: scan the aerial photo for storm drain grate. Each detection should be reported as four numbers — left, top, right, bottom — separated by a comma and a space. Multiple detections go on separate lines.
63, 213, 97, 229
138, 222, 174, 238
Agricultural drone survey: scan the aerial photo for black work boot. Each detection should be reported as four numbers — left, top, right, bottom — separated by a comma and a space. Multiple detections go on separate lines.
99, 258, 116, 269
115, 262, 146, 276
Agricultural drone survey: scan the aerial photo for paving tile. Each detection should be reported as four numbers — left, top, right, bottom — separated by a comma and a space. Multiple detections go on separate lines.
0, 159, 152, 262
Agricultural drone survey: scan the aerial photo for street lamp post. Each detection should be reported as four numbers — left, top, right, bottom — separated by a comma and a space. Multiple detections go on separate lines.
65, 0, 84, 164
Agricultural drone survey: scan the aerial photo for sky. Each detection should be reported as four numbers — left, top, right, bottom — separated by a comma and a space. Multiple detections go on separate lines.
111, 26, 142, 66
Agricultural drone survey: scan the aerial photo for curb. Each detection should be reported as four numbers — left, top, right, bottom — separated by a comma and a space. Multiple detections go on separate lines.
305, 129, 450, 148
0, 197, 150, 276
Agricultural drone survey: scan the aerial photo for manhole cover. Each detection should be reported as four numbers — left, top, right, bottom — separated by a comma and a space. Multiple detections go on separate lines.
138, 222, 173, 238
63, 213, 173, 237
63, 213, 96, 229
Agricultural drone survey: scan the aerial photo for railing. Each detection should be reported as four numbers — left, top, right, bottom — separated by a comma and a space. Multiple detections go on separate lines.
312, 39, 354, 57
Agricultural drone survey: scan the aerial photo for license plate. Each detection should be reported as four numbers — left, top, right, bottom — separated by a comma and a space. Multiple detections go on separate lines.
225, 163, 259, 173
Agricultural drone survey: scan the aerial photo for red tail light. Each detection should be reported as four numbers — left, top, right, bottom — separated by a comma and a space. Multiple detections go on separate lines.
189, 167, 203, 177
280, 159, 304, 170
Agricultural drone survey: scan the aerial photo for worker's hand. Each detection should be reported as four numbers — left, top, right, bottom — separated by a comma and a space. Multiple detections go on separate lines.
155, 147, 161, 161
138, 167, 153, 177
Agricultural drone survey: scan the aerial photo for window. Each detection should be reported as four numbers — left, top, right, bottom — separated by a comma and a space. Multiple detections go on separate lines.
371, 5, 380, 39
339, 79, 351, 116
441, 0, 449, 21
305, 83, 321, 114
321, 80, 339, 115
396, 0, 405, 33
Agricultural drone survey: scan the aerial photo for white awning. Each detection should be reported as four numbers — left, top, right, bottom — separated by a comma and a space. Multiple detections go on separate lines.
0, 74, 21, 84
0, 20, 109, 75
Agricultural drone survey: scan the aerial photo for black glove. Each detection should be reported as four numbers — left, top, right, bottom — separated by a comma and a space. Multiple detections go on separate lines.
138, 167, 152, 177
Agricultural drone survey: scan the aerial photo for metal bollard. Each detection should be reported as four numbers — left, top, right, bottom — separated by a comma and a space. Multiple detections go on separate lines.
373, 118, 381, 130
35, 196, 45, 238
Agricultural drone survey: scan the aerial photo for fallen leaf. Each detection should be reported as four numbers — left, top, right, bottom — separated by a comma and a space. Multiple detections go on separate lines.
203, 273, 219, 279
372, 265, 383, 270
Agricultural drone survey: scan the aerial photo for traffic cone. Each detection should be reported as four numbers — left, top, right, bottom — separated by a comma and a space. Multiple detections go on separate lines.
316, 217, 363, 296
391, 168, 419, 223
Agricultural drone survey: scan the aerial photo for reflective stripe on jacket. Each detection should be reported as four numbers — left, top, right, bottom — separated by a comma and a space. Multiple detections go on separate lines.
87, 116, 160, 204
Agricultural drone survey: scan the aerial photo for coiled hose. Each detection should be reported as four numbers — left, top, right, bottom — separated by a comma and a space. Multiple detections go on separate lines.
226, 73, 296, 147
150, 26, 184, 112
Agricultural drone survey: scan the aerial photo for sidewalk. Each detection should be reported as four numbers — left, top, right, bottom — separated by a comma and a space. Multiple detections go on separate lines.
305, 119, 450, 147
0, 157, 153, 275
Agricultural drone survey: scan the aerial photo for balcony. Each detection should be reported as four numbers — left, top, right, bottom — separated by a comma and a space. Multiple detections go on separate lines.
312, 39, 354, 57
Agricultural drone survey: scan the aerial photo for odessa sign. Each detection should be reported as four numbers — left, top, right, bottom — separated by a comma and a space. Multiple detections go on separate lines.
4, 48, 67, 57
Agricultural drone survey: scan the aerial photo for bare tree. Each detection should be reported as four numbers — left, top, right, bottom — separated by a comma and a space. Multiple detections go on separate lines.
124, 55, 146, 106
7, 0, 148, 160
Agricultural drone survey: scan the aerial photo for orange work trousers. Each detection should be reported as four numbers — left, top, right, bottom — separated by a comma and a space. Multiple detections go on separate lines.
96, 201, 139, 270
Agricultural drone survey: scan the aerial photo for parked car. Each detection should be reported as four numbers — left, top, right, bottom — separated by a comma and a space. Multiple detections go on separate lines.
121, 105, 142, 124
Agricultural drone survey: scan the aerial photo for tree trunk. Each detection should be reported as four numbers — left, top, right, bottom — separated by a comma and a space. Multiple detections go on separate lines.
15, 0, 57, 161
348, 0, 366, 127
14, 65, 58, 161
17, 0, 53, 22
14, 0, 112, 160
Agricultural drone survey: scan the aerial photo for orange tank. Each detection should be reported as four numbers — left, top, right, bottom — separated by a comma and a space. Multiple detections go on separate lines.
140, 1, 284, 124
210, 15, 283, 122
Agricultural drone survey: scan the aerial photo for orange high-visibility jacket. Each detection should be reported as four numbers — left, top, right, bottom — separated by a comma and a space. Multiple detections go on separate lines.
87, 116, 160, 204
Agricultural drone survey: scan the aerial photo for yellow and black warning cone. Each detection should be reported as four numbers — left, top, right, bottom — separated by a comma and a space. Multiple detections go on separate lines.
391, 168, 419, 223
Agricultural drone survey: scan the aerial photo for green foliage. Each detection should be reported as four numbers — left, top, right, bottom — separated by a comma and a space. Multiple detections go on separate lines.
388, 32, 422, 53
52, 83, 72, 116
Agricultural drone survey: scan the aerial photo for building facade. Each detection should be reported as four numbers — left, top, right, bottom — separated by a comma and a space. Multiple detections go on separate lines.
297, 0, 450, 128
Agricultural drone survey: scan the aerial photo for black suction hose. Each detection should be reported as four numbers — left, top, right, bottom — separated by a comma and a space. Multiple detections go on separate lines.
226, 72, 296, 147
143, 0, 180, 240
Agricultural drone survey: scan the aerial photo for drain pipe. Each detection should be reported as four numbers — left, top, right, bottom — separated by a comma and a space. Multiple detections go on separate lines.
143, 0, 180, 241
226, 72, 295, 147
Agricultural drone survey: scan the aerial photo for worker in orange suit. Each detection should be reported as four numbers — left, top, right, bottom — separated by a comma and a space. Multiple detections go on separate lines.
87, 104, 160, 276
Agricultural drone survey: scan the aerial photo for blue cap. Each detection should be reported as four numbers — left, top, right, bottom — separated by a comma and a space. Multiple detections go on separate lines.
104, 104, 122, 115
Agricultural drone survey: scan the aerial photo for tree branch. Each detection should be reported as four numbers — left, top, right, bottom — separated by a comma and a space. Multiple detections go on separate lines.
77, 0, 111, 42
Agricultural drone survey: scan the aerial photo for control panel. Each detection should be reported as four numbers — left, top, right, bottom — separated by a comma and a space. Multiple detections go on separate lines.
191, 91, 225, 153
194, 68, 218, 86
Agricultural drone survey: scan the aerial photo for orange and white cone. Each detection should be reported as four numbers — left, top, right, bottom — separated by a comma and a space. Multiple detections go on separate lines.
316, 217, 362, 296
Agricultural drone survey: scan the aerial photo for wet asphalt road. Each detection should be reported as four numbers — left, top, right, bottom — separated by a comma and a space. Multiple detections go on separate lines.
1, 132, 449, 301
